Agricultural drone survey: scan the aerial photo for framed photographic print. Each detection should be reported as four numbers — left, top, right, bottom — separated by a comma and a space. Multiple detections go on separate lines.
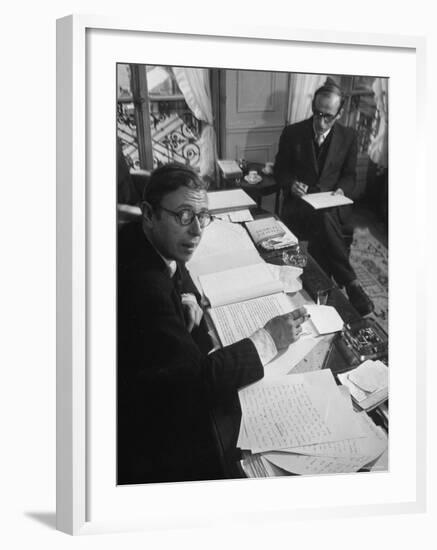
56, 15, 426, 535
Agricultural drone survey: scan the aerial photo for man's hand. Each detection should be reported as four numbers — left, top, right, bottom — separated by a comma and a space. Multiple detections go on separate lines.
181, 293, 204, 332
263, 307, 310, 351
291, 181, 308, 198
331, 188, 344, 196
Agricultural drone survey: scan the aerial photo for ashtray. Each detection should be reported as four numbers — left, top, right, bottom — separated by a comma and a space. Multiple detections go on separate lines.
342, 318, 388, 363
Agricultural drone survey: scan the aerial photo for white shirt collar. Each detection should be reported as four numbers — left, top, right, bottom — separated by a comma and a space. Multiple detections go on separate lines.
158, 254, 177, 278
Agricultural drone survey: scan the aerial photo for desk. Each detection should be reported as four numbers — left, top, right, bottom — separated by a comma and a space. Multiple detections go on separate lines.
221, 162, 282, 215
210, 209, 386, 479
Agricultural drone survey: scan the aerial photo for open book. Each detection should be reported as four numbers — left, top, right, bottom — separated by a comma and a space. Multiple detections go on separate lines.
187, 218, 344, 373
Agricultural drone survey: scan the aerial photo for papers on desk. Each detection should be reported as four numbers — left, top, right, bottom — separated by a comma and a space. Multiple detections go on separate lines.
187, 219, 263, 283
301, 192, 353, 210
208, 292, 293, 346
228, 209, 254, 222
214, 209, 254, 223
238, 369, 388, 475
208, 188, 256, 213
338, 360, 388, 411
304, 304, 344, 335
207, 291, 342, 346
189, 215, 343, 376
200, 263, 283, 308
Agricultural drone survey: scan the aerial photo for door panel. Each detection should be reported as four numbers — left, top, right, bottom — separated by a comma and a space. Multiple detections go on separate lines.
223, 70, 289, 162
226, 130, 280, 164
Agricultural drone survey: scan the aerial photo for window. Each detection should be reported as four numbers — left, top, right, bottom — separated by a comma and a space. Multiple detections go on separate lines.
117, 64, 202, 172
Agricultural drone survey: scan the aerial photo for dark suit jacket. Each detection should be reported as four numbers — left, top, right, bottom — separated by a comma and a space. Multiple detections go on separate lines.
117, 221, 263, 484
274, 117, 358, 200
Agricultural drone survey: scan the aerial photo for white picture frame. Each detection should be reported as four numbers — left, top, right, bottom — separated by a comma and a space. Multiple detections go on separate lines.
56, 14, 427, 535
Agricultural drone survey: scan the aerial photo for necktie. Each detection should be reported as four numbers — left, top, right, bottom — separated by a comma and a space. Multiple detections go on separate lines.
172, 266, 182, 293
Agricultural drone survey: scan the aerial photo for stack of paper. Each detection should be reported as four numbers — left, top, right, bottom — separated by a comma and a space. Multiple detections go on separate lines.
238, 369, 388, 476
338, 360, 388, 411
207, 189, 256, 213
188, 217, 344, 377
207, 298, 342, 348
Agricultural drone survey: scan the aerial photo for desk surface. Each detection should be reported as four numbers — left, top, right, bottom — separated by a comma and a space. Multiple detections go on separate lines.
211, 209, 386, 479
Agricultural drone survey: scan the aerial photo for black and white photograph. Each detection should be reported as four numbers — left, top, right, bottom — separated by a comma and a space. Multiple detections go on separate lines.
116, 64, 389, 485
1, 0, 433, 543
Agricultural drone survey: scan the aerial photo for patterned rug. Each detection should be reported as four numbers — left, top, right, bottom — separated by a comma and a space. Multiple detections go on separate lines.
349, 227, 388, 333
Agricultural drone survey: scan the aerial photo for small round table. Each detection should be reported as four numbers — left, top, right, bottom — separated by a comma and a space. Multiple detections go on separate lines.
226, 162, 282, 214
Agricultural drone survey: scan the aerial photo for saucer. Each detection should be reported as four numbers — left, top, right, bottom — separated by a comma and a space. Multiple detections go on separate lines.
244, 174, 262, 185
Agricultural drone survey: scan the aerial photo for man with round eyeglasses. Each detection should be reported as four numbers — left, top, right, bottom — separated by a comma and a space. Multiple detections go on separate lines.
117, 163, 309, 484
274, 80, 374, 317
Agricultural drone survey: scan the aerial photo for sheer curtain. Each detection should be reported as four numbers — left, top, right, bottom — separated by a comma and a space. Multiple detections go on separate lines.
173, 67, 217, 177
287, 73, 327, 124
368, 78, 388, 169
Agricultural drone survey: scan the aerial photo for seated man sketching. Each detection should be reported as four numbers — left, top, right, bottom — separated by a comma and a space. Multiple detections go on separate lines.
274, 80, 374, 316
117, 163, 308, 484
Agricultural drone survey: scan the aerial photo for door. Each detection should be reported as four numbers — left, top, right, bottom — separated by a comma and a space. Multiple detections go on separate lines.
221, 69, 289, 164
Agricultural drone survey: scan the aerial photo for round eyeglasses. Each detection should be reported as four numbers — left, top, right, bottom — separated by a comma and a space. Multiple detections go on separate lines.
312, 109, 340, 124
159, 206, 213, 228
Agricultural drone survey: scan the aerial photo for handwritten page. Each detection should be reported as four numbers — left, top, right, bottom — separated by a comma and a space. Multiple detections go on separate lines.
208, 292, 293, 346
238, 370, 365, 453
263, 451, 374, 475
280, 411, 387, 459
301, 192, 353, 210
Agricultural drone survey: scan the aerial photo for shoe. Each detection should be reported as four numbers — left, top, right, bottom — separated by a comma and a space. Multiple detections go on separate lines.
346, 282, 374, 316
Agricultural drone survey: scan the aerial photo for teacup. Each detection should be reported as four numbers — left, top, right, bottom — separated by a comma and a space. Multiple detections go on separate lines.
247, 170, 258, 182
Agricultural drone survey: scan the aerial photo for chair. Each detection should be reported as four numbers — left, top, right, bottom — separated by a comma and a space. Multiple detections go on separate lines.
117, 169, 150, 227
